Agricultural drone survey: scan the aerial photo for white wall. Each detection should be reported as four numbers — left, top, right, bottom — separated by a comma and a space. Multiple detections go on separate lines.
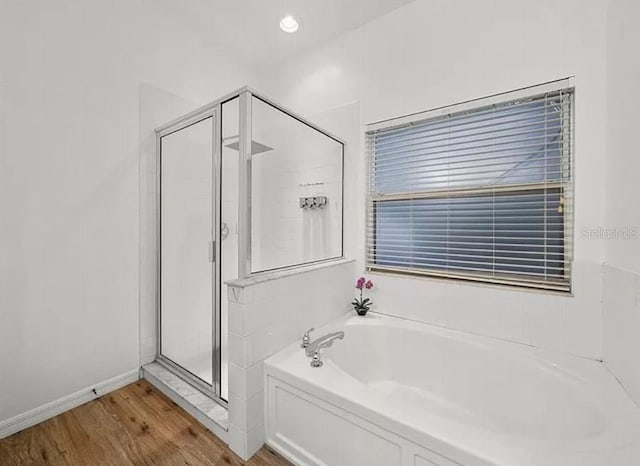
603, 2, 640, 273
0, 0, 254, 426
602, 0, 640, 406
256, 0, 608, 359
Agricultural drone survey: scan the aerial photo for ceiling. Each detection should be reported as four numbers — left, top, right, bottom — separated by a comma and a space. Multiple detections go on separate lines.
157, 0, 416, 69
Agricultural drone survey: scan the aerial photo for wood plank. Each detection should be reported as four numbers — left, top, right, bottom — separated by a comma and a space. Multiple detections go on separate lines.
0, 380, 291, 466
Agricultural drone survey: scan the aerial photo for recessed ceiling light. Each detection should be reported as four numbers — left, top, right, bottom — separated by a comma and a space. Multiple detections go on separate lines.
280, 15, 299, 33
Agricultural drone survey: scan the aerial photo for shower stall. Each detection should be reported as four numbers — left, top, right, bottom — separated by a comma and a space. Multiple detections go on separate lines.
154, 88, 344, 405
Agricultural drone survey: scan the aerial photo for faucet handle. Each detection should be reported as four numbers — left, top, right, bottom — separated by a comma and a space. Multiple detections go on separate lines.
301, 327, 315, 348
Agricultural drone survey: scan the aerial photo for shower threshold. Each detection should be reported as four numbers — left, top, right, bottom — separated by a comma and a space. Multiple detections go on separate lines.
141, 362, 228, 441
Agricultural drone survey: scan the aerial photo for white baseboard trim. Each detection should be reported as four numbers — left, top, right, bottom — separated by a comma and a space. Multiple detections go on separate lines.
0, 369, 140, 439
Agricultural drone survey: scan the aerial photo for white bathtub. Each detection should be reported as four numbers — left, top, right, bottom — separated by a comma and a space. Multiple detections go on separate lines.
264, 313, 640, 466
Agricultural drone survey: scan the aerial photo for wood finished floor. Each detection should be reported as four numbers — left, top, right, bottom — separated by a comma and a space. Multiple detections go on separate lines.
0, 380, 291, 466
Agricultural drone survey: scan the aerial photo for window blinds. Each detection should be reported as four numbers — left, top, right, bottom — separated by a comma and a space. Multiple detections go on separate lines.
366, 84, 574, 291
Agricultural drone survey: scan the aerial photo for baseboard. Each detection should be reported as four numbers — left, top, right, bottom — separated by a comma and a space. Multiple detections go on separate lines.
0, 369, 140, 439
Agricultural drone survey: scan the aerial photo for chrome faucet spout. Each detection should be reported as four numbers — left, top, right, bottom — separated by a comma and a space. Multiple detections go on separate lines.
305, 331, 345, 366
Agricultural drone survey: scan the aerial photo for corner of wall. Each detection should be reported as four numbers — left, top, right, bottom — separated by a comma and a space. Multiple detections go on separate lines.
602, 264, 640, 406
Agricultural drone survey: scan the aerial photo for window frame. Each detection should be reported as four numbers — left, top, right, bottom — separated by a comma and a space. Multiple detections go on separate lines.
365, 79, 575, 292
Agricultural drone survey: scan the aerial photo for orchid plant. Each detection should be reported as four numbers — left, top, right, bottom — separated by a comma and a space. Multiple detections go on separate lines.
352, 276, 374, 316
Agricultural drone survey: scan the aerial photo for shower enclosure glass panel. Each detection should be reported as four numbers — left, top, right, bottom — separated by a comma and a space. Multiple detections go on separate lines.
250, 96, 344, 273
220, 97, 241, 401
154, 87, 343, 405
160, 116, 216, 388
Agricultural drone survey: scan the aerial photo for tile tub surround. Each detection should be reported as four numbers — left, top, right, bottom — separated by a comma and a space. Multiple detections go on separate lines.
366, 260, 604, 360
226, 259, 355, 459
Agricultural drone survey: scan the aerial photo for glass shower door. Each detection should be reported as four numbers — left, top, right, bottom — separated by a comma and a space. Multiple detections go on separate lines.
159, 115, 218, 391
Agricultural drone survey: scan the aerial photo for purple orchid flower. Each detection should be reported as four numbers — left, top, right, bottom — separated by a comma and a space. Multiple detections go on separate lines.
352, 277, 374, 316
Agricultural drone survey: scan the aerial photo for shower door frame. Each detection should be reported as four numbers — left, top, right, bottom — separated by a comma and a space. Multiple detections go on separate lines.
155, 106, 223, 403
154, 87, 345, 406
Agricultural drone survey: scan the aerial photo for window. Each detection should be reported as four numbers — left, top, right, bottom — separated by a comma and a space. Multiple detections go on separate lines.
366, 81, 574, 292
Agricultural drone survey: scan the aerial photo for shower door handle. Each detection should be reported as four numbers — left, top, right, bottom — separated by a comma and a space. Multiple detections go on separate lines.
208, 240, 216, 263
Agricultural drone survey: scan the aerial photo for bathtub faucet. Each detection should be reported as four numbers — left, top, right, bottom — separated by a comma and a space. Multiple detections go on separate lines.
305, 331, 344, 367
300, 327, 315, 349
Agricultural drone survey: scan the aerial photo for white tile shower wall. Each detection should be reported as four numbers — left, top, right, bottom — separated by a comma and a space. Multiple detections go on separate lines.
602, 265, 640, 406
256, 0, 608, 360
226, 259, 355, 459
308, 102, 361, 271
250, 102, 343, 273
